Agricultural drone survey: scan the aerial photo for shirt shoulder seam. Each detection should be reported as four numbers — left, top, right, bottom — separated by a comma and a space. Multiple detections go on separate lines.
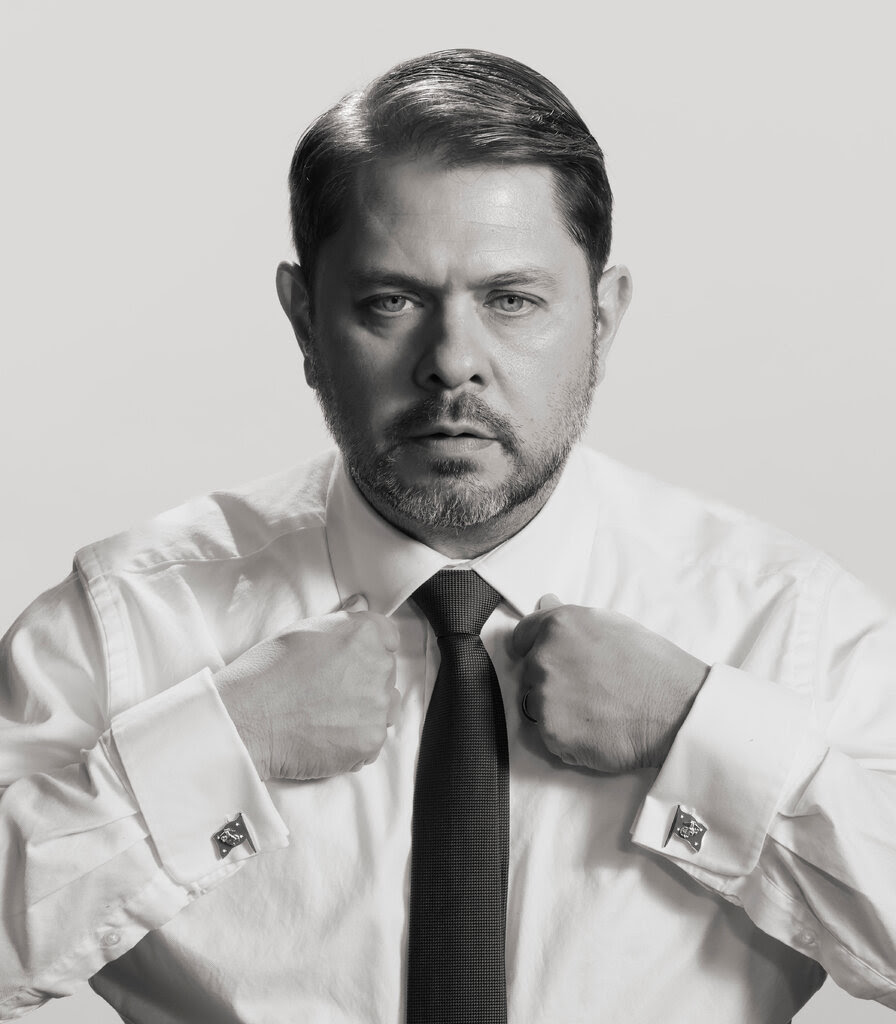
76, 512, 328, 582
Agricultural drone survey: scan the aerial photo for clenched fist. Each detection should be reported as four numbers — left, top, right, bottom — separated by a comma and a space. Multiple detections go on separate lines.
512, 595, 709, 773
215, 595, 401, 781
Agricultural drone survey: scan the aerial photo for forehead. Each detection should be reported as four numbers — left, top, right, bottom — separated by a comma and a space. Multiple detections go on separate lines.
317, 156, 587, 285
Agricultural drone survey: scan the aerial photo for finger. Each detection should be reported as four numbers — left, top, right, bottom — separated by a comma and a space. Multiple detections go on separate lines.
351, 745, 382, 772
537, 721, 563, 758
512, 608, 554, 656
365, 611, 400, 652
386, 686, 402, 727
341, 593, 369, 613
513, 594, 568, 655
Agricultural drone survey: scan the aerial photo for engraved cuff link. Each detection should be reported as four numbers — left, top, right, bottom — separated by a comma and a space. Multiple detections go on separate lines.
213, 812, 256, 858
664, 805, 708, 853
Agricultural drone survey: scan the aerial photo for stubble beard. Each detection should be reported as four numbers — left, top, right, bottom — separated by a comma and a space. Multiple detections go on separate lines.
307, 337, 599, 532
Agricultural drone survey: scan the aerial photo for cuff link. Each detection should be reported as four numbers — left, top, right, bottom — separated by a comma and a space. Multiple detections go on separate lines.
213, 813, 256, 858
664, 805, 708, 853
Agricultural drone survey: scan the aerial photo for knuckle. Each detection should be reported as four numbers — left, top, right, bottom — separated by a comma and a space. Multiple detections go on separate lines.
358, 616, 395, 655
521, 654, 547, 686
379, 645, 398, 670
361, 722, 387, 754
368, 652, 397, 686
354, 616, 379, 642
541, 612, 565, 640
539, 614, 558, 639
538, 721, 561, 754
359, 745, 381, 765
518, 660, 537, 688
363, 740, 383, 763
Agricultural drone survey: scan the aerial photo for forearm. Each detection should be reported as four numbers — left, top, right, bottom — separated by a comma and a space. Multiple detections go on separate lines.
0, 741, 194, 1015
632, 664, 896, 1007
1, 669, 288, 1016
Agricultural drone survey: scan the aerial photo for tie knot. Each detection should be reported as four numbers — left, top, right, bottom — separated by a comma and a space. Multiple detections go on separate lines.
412, 569, 502, 637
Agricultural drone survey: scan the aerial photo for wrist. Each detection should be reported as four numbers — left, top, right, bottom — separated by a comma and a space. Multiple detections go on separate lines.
652, 656, 710, 767
215, 668, 271, 781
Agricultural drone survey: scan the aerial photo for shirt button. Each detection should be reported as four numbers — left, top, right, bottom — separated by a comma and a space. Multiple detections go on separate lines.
796, 930, 817, 946
101, 931, 121, 948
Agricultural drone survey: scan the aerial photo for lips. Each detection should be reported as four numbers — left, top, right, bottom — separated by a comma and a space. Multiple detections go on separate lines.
404, 424, 498, 455
407, 423, 495, 440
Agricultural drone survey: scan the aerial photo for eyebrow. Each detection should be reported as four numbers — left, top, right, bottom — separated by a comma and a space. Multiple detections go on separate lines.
345, 266, 561, 292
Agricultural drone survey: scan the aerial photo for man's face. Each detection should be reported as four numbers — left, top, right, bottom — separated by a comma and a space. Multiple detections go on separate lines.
303, 157, 603, 536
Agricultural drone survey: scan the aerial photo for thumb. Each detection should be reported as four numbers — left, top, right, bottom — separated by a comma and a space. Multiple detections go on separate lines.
538, 593, 563, 611
341, 593, 369, 613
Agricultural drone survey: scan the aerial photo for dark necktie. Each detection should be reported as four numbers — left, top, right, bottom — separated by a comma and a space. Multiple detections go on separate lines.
406, 569, 509, 1023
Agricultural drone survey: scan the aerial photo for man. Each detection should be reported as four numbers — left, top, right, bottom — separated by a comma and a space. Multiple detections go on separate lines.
1, 48, 894, 1023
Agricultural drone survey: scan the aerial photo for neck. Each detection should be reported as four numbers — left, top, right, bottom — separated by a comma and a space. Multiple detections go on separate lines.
352, 469, 564, 560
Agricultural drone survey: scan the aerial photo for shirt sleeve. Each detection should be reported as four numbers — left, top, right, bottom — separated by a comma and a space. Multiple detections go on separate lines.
0, 573, 289, 1019
630, 562, 896, 1009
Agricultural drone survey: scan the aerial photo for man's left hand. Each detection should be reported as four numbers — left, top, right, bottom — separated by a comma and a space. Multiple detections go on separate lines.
511, 595, 710, 773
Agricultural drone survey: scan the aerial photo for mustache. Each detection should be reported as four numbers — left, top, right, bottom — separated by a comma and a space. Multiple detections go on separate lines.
385, 395, 518, 447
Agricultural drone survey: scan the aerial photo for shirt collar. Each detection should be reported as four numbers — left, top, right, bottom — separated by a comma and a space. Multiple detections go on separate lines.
324, 446, 598, 618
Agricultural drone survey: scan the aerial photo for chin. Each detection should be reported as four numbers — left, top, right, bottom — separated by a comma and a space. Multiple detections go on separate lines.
403, 455, 491, 481
367, 464, 549, 532
346, 435, 570, 532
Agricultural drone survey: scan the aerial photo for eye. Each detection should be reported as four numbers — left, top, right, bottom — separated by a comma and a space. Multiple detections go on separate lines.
367, 294, 415, 316
489, 293, 535, 315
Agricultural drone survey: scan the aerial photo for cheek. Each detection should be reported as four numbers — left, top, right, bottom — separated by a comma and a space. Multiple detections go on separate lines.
313, 323, 373, 386
501, 327, 593, 416
317, 331, 409, 419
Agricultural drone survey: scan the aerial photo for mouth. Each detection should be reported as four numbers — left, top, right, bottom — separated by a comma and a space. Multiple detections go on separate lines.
407, 422, 494, 440
405, 424, 498, 453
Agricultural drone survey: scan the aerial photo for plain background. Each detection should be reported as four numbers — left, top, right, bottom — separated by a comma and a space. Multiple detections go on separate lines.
2, 1, 893, 1020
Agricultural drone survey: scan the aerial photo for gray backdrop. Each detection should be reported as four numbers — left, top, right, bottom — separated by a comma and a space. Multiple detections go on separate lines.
2, 1, 893, 1020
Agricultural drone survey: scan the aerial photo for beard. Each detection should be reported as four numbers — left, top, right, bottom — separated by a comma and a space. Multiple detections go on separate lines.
308, 338, 599, 532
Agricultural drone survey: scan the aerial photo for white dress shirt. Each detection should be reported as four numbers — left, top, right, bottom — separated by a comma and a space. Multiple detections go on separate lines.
1, 445, 895, 1022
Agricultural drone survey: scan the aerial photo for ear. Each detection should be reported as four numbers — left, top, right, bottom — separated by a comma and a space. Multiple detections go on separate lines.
276, 261, 316, 388
593, 264, 633, 383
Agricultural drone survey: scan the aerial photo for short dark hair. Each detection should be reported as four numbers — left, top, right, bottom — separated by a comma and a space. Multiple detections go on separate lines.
288, 49, 613, 295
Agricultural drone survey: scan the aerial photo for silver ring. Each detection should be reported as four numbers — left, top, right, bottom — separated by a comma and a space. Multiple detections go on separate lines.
521, 690, 537, 723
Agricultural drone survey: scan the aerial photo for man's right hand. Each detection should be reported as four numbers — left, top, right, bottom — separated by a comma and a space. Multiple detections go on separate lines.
214, 594, 401, 781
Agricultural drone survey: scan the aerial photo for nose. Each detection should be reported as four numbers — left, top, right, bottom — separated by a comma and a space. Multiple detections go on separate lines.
412, 303, 491, 393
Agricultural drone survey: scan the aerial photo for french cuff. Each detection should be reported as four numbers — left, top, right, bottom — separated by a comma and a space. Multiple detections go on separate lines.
630, 664, 810, 877
106, 668, 289, 885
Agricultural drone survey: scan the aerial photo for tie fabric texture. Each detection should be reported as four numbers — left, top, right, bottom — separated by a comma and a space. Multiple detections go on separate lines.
406, 569, 509, 1023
